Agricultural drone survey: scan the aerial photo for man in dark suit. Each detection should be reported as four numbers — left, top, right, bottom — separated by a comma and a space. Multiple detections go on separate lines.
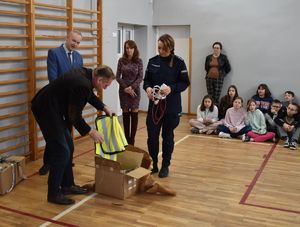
31, 66, 115, 205
39, 30, 84, 175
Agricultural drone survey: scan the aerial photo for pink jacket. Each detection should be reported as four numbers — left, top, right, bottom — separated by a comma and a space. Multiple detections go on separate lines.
223, 107, 247, 132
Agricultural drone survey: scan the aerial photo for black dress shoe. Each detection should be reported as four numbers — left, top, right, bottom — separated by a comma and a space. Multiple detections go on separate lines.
151, 166, 159, 174
158, 167, 169, 178
62, 185, 88, 195
48, 194, 75, 205
39, 164, 50, 175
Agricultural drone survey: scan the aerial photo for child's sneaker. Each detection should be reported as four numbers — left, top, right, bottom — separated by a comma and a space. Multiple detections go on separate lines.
201, 128, 208, 133
289, 141, 297, 150
242, 134, 251, 142
218, 132, 231, 139
283, 138, 290, 148
191, 127, 199, 134
206, 129, 214, 135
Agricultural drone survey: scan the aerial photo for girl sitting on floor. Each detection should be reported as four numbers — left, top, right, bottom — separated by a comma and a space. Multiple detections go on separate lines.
189, 95, 221, 134
243, 99, 275, 142
218, 97, 251, 138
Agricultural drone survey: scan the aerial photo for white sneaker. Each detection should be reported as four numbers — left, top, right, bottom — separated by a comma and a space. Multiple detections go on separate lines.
289, 141, 298, 150
242, 134, 251, 142
242, 134, 246, 141
218, 132, 231, 139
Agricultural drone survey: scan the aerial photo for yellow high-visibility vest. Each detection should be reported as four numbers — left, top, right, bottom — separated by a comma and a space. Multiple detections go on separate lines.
95, 115, 128, 161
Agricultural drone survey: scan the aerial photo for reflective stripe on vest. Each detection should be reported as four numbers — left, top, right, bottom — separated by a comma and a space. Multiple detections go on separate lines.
95, 115, 128, 160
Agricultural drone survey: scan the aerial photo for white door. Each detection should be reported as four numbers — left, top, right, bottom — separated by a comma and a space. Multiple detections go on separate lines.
174, 38, 190, 113
116, 25, 135, 115
117, 25, 134, 58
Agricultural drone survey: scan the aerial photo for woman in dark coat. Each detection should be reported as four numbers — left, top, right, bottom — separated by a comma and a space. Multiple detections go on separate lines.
205, 41, 231, 105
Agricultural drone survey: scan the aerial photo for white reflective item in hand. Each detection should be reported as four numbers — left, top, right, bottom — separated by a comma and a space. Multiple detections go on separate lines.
152, 85, 167, 105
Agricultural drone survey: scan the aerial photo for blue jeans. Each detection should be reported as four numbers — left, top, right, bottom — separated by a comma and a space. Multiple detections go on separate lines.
218, 125, 252, 138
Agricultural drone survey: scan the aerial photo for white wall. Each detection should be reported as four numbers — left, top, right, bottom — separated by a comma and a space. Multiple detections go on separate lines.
153, 0, 300, 112
2, 0, 300, 155
102, 0, 154, 113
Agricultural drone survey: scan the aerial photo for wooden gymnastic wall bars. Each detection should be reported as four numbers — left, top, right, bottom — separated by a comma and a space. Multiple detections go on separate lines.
0, 0, 103, 160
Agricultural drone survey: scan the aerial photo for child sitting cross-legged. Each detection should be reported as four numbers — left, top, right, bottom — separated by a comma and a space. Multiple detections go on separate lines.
274, 103, 300, 150
217, 97, 251, 139
243, 99, 275, 142
265, 99, 281, 135
189, 95, 221, 134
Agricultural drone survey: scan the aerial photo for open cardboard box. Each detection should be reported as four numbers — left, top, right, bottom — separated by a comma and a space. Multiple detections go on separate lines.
0, 156, 25, 195
95, 145, 151, 199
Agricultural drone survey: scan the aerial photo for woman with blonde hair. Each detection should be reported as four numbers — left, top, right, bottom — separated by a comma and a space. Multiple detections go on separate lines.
143, 34, 190, 178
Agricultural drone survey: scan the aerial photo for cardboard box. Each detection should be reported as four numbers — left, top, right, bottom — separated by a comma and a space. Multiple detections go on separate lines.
0, 156, 25, 195
95, 145, 151, 199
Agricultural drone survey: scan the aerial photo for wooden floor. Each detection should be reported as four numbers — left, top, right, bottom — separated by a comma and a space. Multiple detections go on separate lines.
1, 113, 300, 227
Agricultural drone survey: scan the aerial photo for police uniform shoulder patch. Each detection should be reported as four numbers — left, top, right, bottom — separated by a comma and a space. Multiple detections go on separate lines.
149, 55, 159, 61
174, 55, 184, 61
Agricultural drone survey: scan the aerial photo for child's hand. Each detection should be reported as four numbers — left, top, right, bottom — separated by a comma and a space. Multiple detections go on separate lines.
229, 127, 237, 133
270, 109, 277, 114
288, 125, 295, 132
203, 119, 212, 125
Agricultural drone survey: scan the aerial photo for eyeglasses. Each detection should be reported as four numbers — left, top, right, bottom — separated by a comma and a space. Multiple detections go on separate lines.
271, 105, 280, 108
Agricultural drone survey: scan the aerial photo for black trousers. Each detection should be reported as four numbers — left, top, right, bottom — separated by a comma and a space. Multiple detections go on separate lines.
32, 112, 74, 197
43, 123, 73, 166
146, 112, 180, 168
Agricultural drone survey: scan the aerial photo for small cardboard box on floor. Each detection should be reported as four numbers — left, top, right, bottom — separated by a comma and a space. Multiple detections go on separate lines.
0, 156, 25, 195
95, 145, 151, 199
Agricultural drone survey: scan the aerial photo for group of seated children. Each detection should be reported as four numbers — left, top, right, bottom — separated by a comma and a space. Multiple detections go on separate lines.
190, 84, 299, 150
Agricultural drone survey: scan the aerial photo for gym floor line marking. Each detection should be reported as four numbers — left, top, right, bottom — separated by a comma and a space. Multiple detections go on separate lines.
1, 122, 148, 224
43, 134, 189, 224
190, 134, 275, 146
239, 141, 300, 214
0, 205, 78, 227
240, 141, 277, 204
39, 193, 97, 227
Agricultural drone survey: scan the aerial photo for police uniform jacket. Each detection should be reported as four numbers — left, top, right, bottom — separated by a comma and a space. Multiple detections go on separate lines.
143, 55, 190, 114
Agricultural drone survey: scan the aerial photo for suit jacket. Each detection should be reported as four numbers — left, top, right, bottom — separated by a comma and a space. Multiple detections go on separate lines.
47, 44, 83, 81
31, 68, 105, 139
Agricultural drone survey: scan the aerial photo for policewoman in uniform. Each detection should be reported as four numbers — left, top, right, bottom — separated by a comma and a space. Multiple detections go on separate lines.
143, 34, 190, 178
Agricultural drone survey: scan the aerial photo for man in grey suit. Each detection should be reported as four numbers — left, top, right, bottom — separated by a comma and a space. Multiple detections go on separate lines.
39, 30, 83, 175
